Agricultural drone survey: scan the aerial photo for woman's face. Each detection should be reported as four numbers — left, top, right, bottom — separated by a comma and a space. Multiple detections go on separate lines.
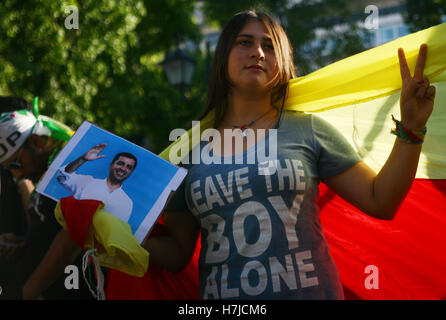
227, 20, 279, 93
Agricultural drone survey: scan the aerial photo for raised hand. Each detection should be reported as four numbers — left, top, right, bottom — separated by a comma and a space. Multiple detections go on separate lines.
398, 44, 436, 131
83, 143, 107, 161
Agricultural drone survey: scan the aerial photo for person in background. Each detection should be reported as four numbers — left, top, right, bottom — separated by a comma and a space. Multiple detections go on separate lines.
0, 99, 94, 299
0, 96, 33, 299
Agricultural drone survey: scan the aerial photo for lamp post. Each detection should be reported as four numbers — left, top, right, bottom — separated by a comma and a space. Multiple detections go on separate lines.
160, 46, 196, 95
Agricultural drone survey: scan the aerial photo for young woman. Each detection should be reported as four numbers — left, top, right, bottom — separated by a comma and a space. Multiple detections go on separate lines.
143, 10, 435, 299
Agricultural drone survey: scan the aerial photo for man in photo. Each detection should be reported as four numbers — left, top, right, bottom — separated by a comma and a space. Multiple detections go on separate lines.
57, 143, 136, 223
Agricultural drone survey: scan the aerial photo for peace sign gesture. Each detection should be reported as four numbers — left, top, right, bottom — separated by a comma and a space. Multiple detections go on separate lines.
398, 44, 436, 131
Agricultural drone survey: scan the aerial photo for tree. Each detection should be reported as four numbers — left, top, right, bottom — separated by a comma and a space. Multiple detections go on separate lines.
0, 0, 202, 152
404, 0, 446, 32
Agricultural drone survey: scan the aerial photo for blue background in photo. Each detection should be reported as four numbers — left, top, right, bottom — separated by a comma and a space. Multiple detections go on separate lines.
43, 124, 179, 234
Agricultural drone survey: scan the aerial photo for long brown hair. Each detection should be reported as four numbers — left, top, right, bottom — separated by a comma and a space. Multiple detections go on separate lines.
199, 10, 296, 128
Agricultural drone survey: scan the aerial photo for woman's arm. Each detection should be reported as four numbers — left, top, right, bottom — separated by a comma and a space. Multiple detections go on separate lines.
324, 44, 435, 220
142, 210, 200, 273
323, 142, 419, 220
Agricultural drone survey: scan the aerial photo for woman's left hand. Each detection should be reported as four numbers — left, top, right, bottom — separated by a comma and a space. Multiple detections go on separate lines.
398, 44, 436, 131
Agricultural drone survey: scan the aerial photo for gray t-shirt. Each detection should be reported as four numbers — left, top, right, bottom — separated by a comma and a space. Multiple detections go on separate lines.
168, 110, 361, 300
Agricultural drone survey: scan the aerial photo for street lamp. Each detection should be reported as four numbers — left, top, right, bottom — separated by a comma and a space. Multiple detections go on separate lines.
160, 47, 196, 94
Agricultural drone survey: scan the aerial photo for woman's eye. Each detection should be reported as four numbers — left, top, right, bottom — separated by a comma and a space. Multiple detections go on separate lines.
263, 44, 274, 51
239, 40, 251, 46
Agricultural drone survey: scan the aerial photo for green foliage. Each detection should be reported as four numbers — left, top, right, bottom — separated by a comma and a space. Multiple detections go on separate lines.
0, 0, 201, 152
200, 0, 289, 27
404, 0, 446, 32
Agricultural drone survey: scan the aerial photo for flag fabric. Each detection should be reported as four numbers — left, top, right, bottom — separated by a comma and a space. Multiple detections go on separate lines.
55, 196, 149, 278
318, 179, 446, 299
105, 217, 199, 300
54, 195, 200, 299
0, 108, 73, 164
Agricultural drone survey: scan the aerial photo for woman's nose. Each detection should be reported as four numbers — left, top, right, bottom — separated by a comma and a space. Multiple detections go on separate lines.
251, 43, 265, 61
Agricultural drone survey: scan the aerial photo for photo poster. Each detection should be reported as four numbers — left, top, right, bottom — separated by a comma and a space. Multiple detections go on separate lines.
36, 121, 187, 243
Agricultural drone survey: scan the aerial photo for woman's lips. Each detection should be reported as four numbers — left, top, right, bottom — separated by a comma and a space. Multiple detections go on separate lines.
246, 65, 265, 71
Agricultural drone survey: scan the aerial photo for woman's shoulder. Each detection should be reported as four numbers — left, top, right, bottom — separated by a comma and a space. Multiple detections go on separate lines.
279, 110, 342, 143
280, 109, 313, 129
281, 110, 336, 130
282, 109, 309, 117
